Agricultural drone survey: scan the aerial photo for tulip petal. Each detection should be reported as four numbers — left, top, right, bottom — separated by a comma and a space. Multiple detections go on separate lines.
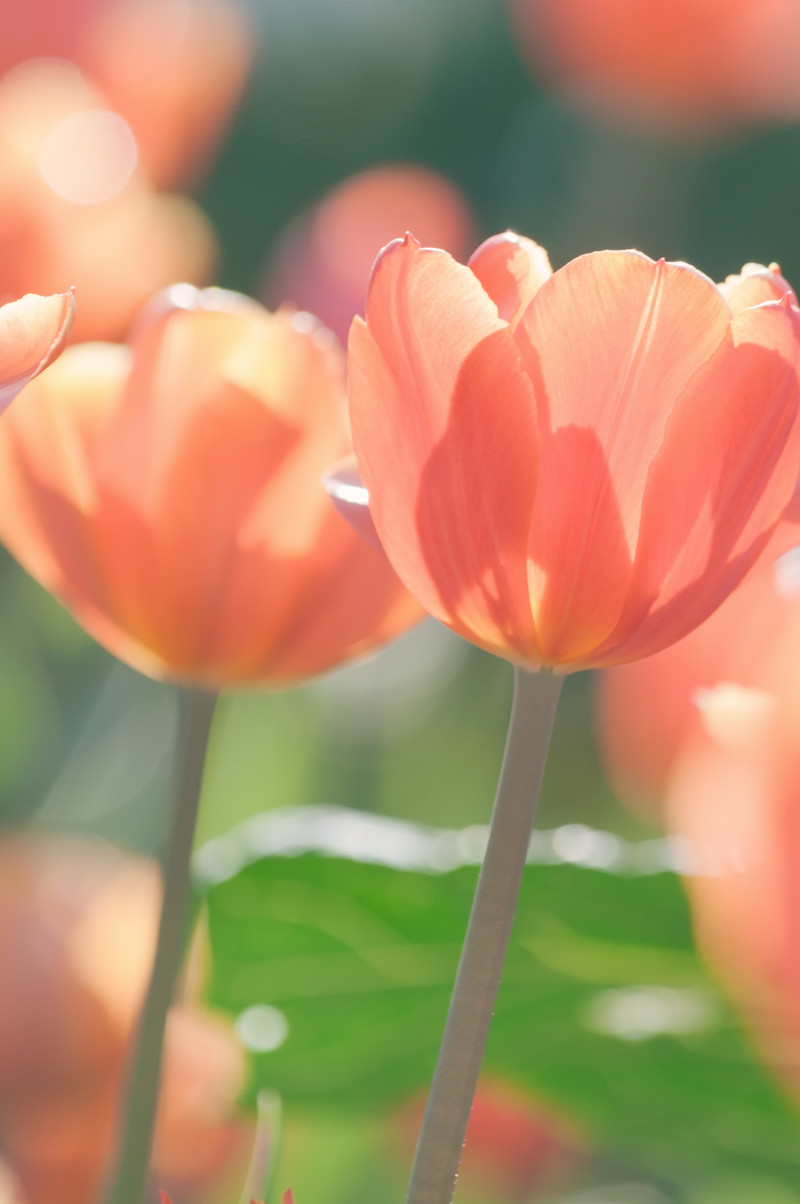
517, 251, 732, 664
593, 297, 800, 665
260, 505, 425, 685
349, 235, 541, 663
468, 232, 552, 329
719, 262, 797, 315
0, 342, 134, 658
0, 289, 74, 412
88, 306, 342, 676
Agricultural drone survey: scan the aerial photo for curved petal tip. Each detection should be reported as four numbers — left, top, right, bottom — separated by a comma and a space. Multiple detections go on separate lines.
0, 288, 75, 413
468, 230, 552, 326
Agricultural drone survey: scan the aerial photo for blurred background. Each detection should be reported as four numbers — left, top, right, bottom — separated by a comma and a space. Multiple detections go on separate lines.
4, 1, 800, 1202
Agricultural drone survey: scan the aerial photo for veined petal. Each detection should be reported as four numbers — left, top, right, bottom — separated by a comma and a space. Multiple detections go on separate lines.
0, 342, 129, 620
94, 305, 351, 678
595, 296, 800, 666
468, 231, 552, 329
517, 251, 732, 664
349, 234, 541, 663
0, 289, 75, 412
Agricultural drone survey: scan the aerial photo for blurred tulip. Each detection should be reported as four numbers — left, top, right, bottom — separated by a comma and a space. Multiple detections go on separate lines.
0, 60, 215, 342
0, 285, 421, 687
78, 0, 253, 187
508, 0, 800, 132
395, 1079, 580, 1200
0, 289, 74, 412
264, 165, 474, 345
0, 835, 251, 1204
667, 689, 800, 1095
346, 232, 800, 672
0, 0, 251, 189
596, 495, 800, 814
594, 480, 800, 1092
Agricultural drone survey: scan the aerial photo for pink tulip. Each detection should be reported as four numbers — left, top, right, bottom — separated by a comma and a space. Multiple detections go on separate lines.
346, 232, 800, 671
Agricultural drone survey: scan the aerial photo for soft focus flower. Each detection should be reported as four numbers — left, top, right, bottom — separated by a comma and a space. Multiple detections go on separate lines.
0, 285, 420, 687
0, 835, 251, 1204
79, 0, 253, 187
0, 289, 74, 412
0, 0, 252, 189
595, 495, 800, 813
0, 60, 215, 342
666, 686, 800, 1097
346, 232, 800, 672
264, 165, 474, 345
594, 487, 800, 1094
508, 0, 800, 133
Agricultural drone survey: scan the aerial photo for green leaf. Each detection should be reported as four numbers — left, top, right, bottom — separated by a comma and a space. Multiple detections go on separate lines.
201, 807, 800, 1194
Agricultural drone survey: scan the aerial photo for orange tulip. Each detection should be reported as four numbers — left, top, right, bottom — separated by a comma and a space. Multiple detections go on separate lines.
0, 289, 74, 412
346, 232, 800, 672
591, 485, 800, 1092
595, 495, 800, 813
0, 0, 252, 191
78, 0, 253, 188
508, 0, 800, 132
0, 835, 251, 1204
667, 691, 800, 1097
0, 285, 420, 687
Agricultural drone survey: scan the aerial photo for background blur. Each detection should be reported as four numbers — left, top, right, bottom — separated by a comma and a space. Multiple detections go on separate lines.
4, 2, 800, 1202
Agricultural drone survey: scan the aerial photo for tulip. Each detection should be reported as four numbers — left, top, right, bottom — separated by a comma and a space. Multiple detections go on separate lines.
595, 494, 800, 813
346, 233, 800, 673
0, 835, 252, 1204
0, 289, 74, 412
0, 0, 252, 191
0, 285, 420, 687
79, 0, 253, 188
508, 0, 800, 132
667, 688, 800, 1100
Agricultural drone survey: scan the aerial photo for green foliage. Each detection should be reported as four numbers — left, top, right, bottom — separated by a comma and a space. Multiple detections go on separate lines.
202, 809, 800, 1197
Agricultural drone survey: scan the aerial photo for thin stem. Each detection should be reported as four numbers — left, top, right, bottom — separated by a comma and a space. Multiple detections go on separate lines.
405, 666, 563, 1204
105, 687, 218, 1204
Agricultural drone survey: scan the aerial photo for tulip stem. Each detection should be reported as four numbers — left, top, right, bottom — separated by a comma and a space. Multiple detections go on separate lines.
105, 687, 218, 1204
405, 666, 563, 1204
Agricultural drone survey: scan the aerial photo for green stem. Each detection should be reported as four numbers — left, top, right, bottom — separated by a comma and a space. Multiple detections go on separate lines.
405, 666, 563, 1204
105, 687, 218, 1204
